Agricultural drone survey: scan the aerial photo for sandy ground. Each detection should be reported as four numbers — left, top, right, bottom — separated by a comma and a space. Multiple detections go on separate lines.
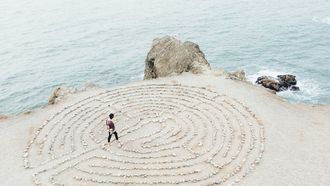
0, 73, 329, 186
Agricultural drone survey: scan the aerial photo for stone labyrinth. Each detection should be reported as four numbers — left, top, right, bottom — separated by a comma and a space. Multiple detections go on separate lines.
23, 84, 265, 185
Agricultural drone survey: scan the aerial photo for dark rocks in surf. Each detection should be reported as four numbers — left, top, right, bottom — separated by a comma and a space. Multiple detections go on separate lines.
277, 75, 297, 88
256, 74, 299, 92
289, 85, 300, 91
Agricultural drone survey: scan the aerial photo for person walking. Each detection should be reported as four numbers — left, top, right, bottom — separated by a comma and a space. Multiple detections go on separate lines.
106, 113, 120, 146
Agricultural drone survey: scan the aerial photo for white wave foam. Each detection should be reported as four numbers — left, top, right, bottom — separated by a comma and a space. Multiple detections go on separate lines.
278, 78, 321, 104
247, 69, 322, 104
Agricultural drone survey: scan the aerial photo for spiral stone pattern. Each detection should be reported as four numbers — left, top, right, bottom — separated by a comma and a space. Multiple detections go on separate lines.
23, 84, 265, 185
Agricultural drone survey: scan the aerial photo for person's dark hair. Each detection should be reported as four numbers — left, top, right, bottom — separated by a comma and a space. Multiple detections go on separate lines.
109, 113, 114, 119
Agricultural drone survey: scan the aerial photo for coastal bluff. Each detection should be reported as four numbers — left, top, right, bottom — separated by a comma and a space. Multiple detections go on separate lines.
0, 37, 330, 185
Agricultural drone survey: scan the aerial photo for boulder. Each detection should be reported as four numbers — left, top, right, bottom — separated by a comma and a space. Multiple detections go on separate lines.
259, 79, 281, 91
289, 86, 300, 91
144, 36, 210, 79
256, 76, 276, 84
277, 75, 297, 88
226, 70, 246, 81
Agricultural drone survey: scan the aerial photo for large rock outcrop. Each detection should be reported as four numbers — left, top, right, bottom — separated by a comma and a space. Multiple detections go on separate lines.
144, 36, 210, 79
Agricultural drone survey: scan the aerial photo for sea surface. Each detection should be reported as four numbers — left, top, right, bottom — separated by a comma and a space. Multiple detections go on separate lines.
1, 0, 330, 115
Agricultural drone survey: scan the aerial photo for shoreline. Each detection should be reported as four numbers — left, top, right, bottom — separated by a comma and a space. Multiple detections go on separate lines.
1, 69, 328, 120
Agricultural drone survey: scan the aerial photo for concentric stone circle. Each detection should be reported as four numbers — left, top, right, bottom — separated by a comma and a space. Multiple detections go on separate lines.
23, 83, 265, 185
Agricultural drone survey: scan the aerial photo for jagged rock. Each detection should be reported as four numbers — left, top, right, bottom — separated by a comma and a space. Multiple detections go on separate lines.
256, 74, 299, 92
256, 76, 276, 84
144, 36, 210, 79
48, 87, 61, 105
226, 70, 246, 81
277, 75, 297, 88
259, 79, 281, 91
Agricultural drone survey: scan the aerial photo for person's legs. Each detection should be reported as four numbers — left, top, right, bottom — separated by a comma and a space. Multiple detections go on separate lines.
108, 132, 112, 143
114, 131, 118, 140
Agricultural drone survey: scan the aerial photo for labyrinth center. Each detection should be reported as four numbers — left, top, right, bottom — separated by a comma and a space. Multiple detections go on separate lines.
24, 84, 265, 185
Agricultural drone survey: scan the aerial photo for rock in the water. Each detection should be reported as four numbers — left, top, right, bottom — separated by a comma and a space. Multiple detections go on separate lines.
256, 76, 275, 84
144, 36, 210, 79
256, 74, 299, 92
277, 74, 297, 88
226, 70, 246, 81
289, 86, 300, 91
259, 79, 281, 91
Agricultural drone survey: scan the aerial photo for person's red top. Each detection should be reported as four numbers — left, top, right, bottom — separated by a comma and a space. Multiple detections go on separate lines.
106, 119, 115, 130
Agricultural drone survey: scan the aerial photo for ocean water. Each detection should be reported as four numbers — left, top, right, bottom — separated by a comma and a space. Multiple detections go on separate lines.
0, 0, 329, 115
